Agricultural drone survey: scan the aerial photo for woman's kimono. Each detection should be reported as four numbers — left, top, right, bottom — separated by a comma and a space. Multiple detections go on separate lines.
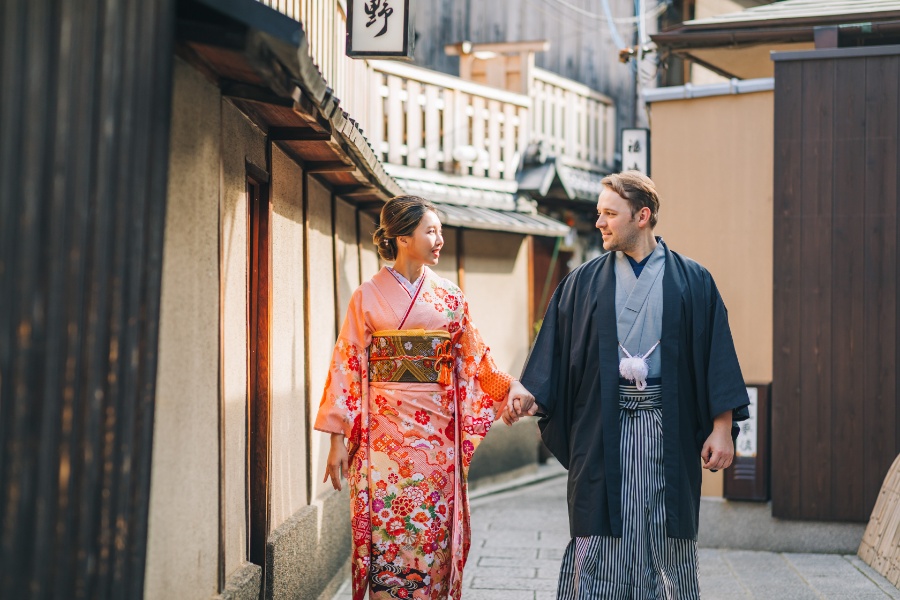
315, 266, 512, 600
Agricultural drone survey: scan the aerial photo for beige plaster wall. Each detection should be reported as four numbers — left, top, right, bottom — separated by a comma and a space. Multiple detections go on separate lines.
145, 57, 220, 600
307, 177, 339, 501
358, 210, 381, 281
461, 230, 530, 375
649, 91, 773, 498
335, 197, 362, 316
432, 227, 459, 285
650, 91, 773, 384
221, 99, 267, 575
269, 145, 308, 530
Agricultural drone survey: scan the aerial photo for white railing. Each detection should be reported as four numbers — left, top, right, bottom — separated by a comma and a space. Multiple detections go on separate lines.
257, 0, 615, 180
367, 61, 530, 180
531, 67, 616, 171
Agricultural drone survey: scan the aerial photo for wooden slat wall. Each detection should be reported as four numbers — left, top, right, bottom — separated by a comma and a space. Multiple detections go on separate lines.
772, 49, 900, 522
0, 0, 175, 596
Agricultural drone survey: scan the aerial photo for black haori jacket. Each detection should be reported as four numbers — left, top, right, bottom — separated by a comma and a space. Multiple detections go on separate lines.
521, 239, 750, 540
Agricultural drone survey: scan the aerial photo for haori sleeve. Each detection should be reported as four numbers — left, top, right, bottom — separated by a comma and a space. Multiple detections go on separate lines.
520, 283, 563, 417
704, 279, 750, 422
313, 287, 371, 443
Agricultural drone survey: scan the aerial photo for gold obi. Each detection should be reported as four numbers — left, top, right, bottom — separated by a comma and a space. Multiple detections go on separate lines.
369, 329, 453, 385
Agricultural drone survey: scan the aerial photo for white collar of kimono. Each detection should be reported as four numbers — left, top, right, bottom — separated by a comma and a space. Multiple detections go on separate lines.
615, 241, 665, 391
387, 266, 424, 297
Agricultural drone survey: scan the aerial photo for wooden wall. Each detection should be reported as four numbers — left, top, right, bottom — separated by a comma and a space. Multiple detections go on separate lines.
772, 46, 900, 522
412, 0, 642, 133
0, 0, 175, 596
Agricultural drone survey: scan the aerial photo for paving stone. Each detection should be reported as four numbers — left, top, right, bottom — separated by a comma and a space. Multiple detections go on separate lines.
464, 591, 534, 600
470, 576, 558, 591
783, 554, 892, 599
330, 469, 900, 599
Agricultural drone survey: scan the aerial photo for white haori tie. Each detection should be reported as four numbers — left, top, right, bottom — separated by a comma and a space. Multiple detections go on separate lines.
618, 340, 660, 391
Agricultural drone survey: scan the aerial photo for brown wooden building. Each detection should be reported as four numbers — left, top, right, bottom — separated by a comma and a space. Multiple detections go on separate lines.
772, 43, 900, 522
652, 0, 900, 522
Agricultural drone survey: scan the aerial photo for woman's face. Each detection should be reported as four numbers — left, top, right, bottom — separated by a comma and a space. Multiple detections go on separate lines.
397, 210, 444, 266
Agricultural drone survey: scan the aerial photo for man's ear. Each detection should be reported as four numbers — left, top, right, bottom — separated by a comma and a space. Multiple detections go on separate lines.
639, 207, 652, 226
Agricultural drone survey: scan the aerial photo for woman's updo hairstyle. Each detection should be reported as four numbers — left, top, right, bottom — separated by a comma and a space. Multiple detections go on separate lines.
373, 195, 437, 261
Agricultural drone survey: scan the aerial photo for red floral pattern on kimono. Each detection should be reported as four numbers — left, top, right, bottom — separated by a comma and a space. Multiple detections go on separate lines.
315, 267, 512, 600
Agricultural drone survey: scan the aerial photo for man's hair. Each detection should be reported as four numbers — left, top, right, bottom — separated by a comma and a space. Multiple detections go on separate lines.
601, 170, 660, 228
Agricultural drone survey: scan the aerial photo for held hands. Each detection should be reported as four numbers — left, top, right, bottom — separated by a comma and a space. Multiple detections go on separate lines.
502, 380, 538, 426
323, 433, 349, 491
701, 412, 735, 472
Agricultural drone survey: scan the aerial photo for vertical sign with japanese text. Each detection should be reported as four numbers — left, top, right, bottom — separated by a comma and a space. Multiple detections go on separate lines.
736, 387, 758, 458
347, 0, 415, 59
621, 128, 650, 175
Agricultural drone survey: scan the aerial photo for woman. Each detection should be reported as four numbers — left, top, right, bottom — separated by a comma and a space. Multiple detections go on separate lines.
315, 196, 531, 600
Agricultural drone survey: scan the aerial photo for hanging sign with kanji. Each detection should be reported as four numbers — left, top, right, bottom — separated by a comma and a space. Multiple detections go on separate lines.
621, 128, 650, 175
346, 0, 415, 59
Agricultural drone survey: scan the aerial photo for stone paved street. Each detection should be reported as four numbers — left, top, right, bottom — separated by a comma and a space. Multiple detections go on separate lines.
332, 469, 900, 599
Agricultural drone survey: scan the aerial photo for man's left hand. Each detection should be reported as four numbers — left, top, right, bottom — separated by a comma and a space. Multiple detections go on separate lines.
701, 419, 735, 471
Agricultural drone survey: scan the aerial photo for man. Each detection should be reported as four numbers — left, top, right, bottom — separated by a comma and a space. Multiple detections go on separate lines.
505, 171, 749, 599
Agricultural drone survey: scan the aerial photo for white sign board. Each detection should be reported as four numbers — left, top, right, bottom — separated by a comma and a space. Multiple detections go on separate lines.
621, 128, 650, 175
346, 0, 414, 59
735, 387, 758, 458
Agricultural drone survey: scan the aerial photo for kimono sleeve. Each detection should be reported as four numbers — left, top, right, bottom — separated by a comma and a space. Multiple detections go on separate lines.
313, 287, 371, 444
520, 284, 572, 468
454, 299, 513, 471
704, 281, 751, 423
520, 284, 563, 417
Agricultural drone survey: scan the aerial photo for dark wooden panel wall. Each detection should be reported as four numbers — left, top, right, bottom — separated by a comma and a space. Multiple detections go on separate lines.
0, 0, 175, 596
773, 48, 900, 522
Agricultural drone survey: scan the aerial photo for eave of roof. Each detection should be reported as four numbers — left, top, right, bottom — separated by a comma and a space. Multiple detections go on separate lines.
179, 0, 403, 202
653, 0, 900, 50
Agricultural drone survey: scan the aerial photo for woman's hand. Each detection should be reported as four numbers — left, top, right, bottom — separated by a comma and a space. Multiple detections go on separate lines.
502, 380, 538, 425
323, 433, 349, 491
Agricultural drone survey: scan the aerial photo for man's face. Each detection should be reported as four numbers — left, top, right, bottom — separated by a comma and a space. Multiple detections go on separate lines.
595, 187, 641, 253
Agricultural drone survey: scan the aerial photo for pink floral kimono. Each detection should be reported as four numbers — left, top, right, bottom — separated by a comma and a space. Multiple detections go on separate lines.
315, 266, 512, 600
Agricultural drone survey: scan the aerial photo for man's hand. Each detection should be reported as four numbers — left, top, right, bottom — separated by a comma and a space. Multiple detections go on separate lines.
502, 380, 538, 426
701, 411, 735, 471
323, 433, 349, 491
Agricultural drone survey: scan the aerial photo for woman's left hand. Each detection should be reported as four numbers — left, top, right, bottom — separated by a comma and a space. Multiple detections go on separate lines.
502, 380, 537, 425
323, 433, 349, 491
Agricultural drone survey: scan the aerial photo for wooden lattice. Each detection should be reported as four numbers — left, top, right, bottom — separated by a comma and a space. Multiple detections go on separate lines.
859, 453, 900, 586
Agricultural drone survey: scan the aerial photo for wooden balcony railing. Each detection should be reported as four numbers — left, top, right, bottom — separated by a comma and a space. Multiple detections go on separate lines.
531, 67, 616, 171
368, 61, 530, 180
257, 0, 616, 181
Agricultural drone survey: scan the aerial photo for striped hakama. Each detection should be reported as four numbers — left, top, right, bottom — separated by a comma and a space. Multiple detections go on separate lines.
557, 383, 700, 600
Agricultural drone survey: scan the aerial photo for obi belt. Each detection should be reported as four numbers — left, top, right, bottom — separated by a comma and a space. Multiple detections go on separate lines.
368, 329, 453, 385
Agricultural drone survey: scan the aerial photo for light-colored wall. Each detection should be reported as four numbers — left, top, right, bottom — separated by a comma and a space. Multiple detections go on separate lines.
307, 177, 338, 501
221, 99, 267, 575
649, 90, 774, 497
461, 230, 530, 375
335, 197, 361, 316
269, 145, 308, 531
145, 57, 221, 600
432, 227, 459, 285
358, 210, 381, 281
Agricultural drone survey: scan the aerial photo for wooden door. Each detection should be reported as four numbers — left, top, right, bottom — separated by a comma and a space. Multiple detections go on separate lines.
247, 176, 272, 566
